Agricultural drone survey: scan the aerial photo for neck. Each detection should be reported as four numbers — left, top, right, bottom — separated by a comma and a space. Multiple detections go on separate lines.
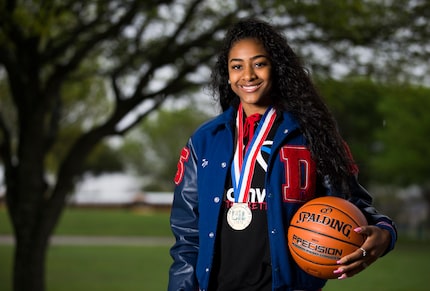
241, 104, 270, 117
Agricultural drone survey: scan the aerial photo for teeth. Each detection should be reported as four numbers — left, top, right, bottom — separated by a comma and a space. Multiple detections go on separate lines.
240, 84, 260, 92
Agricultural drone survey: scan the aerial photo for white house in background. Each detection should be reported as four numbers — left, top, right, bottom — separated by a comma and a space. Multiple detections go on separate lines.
68, 173, 173, 207
69, 173, 140, 205
138, 192, 174, 206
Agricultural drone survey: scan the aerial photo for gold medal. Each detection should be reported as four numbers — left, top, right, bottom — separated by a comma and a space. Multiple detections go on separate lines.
227, 203, 253, 230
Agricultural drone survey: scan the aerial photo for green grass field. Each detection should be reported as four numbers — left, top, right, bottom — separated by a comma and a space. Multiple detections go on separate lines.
0, 206, 172, 237
1, 206, 429, 291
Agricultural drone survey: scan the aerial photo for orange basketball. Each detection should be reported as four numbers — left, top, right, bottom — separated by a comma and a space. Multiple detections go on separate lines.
287, 196, 367, 279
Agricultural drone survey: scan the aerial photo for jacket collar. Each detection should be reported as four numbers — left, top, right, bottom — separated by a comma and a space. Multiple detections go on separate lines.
217, 106, 301, 133
204, 106, 302, 145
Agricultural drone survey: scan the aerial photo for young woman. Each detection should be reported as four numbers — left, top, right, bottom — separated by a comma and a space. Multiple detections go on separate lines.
168, 18, 396, 291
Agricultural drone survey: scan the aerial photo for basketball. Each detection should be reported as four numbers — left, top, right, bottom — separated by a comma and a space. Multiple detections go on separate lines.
287, 196, 368, 279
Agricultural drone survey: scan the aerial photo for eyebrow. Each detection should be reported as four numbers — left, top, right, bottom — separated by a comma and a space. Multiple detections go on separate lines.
229, 54, 268, 62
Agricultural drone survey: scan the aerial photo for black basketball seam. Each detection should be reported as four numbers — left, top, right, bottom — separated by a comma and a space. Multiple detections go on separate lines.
289, 246, 337, 267
307, 202, 366, 227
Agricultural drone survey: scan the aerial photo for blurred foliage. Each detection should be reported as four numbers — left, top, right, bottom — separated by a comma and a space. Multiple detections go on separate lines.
47, 68, 114, 173
265, 0, 430, 84
371, 85, 430, 186
317, 78, 430, 187
121, 106, 210, 191
316, 78, 382, 184
83, 143, 124, 175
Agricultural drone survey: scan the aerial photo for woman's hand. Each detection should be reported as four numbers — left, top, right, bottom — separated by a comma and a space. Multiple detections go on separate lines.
333, 225, 391, 279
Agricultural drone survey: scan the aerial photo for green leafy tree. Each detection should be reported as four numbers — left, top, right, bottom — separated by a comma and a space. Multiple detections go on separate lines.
268, 0, 430, 84
318, 79, 430, 188
371, 85, 430, 185
0, 1, 243, 290
316, 78, 383, 183
370, 84, 430, 228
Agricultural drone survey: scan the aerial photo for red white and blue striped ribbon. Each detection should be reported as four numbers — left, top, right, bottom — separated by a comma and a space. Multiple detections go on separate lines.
232, 104, 276, 203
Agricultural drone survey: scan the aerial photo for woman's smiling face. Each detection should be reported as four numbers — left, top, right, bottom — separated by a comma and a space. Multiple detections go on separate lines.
228, 38, 273, 116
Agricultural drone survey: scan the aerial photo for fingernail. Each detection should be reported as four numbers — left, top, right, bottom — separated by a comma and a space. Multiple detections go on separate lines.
354, 227, 362, 232
333, 269, 342, 274
338, 274, 347, 280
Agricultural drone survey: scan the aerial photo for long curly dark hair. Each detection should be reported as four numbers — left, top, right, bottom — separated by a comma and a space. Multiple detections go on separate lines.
210, 17, 356, 191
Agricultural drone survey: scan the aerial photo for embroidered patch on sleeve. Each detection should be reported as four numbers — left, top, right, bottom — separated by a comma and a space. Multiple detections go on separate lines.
174, 147, 190, 185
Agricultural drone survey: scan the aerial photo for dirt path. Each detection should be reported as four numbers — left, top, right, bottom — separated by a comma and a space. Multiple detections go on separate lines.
0, 235, 174, 246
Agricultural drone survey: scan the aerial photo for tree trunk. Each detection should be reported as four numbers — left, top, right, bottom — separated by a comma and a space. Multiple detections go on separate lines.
13, 232, 49, 291
7, 106, 62, 291
8, 191, 64, 291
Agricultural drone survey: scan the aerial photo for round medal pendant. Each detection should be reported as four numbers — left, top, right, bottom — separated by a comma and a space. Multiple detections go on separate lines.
227, 203, 253, 230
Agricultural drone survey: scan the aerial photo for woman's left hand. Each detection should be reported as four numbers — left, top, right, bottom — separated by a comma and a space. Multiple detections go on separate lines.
333, 225, 391, 279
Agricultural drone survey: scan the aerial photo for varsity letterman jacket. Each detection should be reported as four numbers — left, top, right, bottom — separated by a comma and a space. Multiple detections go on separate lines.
168, 106, 397, 291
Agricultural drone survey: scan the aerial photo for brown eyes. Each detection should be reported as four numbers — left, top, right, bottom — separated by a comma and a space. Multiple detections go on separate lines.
255, 62, 267, 68
230, 62, 268, 70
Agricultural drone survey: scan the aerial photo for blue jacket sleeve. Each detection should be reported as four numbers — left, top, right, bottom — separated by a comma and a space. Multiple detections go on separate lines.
346, 175, 397, 255
323, 173, 397, 255
168, 139, 200, 291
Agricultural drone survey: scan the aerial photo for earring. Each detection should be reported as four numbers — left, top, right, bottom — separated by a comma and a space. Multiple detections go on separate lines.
228, 80, 231, 84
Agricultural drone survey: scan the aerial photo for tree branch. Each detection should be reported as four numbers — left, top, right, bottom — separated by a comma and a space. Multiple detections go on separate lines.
109, 15, 153, 77
5, 0, 16, 11
169, 0, 203, 41
44, 1, 142, 96
42, 5, 111, 62
44, 91, 62, 154
0, 0, 32, 49
111, 73, 124, 103
0, 46, 13, 67
115, 94, 167, 136
108, 9, 236, 130
0, 110, 12, 169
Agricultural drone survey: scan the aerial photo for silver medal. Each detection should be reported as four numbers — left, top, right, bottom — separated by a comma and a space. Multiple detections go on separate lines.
227, 203, 253, 230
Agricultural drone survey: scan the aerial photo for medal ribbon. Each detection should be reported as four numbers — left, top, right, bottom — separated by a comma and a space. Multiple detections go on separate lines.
232, 104, 276, 203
